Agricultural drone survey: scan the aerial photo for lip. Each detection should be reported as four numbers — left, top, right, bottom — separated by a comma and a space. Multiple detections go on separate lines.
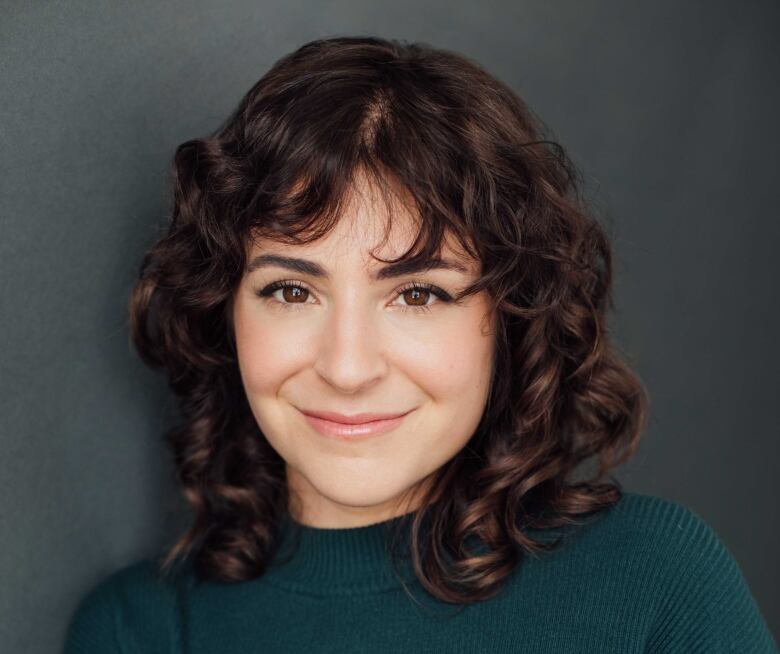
299, 408, 414, 441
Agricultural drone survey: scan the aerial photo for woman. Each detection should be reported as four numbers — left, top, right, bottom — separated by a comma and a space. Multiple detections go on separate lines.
63, 36, 778, 652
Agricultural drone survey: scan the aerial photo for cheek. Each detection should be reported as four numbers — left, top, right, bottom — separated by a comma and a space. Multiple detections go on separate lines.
233, 299, 302, 395
397, 311, 494, 398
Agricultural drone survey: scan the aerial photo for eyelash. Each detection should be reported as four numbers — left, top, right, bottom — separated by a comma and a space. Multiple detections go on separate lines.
255, 280, 453, 314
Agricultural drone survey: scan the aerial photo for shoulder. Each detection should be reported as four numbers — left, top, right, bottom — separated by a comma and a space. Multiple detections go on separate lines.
552, 490, 778, 652
565, 490, 750, 595
527, 490, 724, 563
63, 558, 185, 654
587, 489, 720, 550
524, 490, 730, 581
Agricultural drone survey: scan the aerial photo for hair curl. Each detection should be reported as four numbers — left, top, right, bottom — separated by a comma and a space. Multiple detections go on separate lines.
128, 35, 649, 604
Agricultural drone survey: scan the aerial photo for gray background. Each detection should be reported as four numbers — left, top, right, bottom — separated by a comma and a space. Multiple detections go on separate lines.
1, 1, 778, 651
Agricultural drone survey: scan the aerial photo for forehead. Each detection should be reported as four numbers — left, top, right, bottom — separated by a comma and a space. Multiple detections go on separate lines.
246, 171, 478, 272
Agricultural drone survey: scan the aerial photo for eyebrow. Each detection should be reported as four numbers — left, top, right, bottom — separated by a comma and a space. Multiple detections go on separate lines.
246, 254, 471, 281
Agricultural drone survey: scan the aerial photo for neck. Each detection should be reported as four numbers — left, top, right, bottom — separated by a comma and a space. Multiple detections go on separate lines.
261, 509, 421, 595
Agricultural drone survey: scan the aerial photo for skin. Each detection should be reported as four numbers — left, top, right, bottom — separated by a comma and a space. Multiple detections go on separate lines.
231, 172, 496, 528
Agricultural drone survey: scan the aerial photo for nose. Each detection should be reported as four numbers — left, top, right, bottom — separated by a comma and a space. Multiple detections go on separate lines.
312, 297, 387, 394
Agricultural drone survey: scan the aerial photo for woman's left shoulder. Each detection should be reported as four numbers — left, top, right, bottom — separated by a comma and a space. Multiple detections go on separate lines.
528, 490, 728, 560
590, 489, 724, 547
553, 490, 779, 652
565, 490, 756, 592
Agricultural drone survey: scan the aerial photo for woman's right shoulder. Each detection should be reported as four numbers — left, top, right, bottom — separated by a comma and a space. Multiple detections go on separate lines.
62, 558, 186, 654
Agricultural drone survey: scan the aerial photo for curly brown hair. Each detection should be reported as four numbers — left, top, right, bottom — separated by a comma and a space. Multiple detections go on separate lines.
128, 35, 649, 604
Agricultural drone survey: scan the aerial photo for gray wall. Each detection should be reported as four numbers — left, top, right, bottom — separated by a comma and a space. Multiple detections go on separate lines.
1, 1, 777, 651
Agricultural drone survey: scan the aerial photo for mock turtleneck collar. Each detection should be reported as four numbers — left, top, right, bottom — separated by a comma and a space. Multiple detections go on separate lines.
260, 511, 421, 596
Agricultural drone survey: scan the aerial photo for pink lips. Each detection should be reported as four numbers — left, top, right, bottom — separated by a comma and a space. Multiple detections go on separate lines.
299, 408, 414, 441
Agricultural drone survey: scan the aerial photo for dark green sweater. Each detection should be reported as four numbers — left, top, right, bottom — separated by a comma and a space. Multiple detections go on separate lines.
63, 491, 777, 653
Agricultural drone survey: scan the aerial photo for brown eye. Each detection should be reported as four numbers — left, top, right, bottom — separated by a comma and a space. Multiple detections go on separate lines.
394, 282, 452, 313
281, 285, 308, 303
256, 280, 312, 308
401, 287, 430, 306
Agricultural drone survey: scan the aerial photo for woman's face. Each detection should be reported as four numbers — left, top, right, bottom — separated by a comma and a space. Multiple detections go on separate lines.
232, 175, 496, 528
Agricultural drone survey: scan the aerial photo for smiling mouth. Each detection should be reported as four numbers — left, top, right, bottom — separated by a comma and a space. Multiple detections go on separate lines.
298, 408, 414, 441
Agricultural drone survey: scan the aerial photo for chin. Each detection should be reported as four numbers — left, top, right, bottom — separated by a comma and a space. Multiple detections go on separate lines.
325, 476, 404, 504
303, 467, 419, 512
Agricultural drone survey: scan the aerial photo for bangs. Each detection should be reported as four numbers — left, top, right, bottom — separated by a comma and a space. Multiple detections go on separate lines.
245, 164, 476, 277
229, 61, 488, 290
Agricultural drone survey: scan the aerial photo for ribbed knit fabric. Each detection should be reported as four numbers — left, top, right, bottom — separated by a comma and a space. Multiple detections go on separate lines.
62, 491, 778, 653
